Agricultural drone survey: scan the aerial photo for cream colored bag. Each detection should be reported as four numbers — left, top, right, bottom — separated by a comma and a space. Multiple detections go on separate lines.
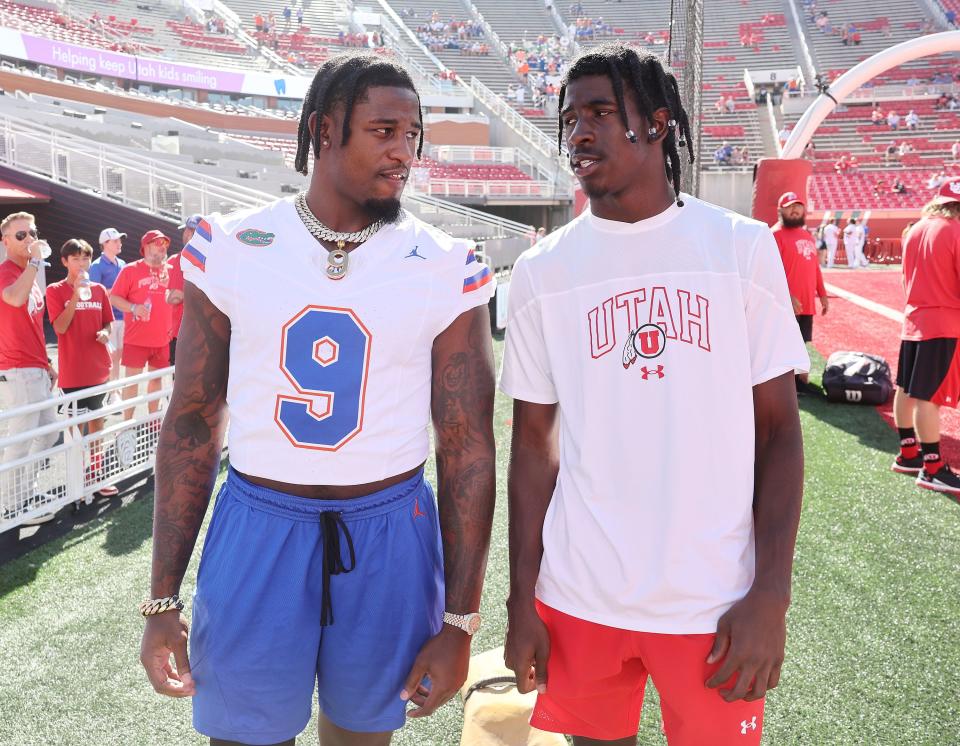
458, 646, 567, 746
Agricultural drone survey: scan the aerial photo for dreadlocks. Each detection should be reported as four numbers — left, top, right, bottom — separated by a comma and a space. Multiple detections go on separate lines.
557, 43, 695, 204
294, 53, 423, 176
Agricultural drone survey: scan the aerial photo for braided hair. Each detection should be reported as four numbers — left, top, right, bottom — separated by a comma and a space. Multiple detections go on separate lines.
294, 52, 423, 176
557, 43, 695, 204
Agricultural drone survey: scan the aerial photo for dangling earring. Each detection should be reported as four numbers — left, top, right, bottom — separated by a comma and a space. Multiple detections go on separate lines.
646, 126, 658, 142
625, 129, 638, 143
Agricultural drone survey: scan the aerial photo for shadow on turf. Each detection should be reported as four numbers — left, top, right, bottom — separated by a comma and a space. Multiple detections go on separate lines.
0, 474, 155, 593
798, 392, 960, 509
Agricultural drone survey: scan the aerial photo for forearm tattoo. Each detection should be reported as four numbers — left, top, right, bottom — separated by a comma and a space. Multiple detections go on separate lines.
432, 308, 496, 613
151, 286, 230, 597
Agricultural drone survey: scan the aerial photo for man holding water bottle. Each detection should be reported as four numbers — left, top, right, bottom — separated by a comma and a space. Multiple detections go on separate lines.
110, 230, 174, 420
0, 211, 59, 524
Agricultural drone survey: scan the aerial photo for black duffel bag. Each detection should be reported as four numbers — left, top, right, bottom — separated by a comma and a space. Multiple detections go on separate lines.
822, 351, 894, 405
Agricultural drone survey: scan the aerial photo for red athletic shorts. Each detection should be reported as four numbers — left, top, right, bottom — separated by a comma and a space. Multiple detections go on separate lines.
121, 343, 170, 369
530, 601, 765, 745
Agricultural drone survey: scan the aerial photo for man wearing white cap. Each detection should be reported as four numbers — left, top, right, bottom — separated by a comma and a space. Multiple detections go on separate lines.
891, 179, 960, 495
89, 228, 127, 381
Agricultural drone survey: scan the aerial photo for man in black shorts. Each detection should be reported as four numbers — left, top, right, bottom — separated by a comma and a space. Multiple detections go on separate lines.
891, 179, 960, 495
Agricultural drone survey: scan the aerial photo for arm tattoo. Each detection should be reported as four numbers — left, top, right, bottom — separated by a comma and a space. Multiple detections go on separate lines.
432, 307, 496, 613
151, 283, 230, 597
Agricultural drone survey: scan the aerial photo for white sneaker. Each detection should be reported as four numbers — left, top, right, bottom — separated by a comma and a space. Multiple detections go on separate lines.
21, 512, 56, 525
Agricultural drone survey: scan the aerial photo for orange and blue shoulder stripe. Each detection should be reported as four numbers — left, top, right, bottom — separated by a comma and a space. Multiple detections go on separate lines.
183, 242, 207, 272
463, 248, 492, 293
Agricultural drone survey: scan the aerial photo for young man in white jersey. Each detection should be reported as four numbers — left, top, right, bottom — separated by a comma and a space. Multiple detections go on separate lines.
139, 54, 497, 746
823, 218, 840, 267
501, 44, 808, 745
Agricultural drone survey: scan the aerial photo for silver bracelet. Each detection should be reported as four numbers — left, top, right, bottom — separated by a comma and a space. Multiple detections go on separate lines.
138, 594, 184, 617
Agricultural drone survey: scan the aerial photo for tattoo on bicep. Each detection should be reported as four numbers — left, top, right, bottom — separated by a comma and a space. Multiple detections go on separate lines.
151, 289, 231, 594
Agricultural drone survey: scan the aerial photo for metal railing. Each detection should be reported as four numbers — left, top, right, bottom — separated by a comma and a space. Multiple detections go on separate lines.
786, 0, 819, 87
0, 370, 174, 533
412, 177, 561, 200
430, 144, 567, 186
461, 76, 573, 185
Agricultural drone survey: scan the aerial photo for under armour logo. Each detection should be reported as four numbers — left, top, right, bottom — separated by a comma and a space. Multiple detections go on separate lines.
405, 246, 426, 260
844, 390, 862, 402
413, 498, 427, 519
740, 716, 757, 735
640, 365, 664, 380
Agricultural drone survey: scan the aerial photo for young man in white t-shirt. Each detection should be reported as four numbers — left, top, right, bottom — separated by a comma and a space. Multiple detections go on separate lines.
138, 54, 496, 746
823, 218, 840, 267
501, 44, 808, 746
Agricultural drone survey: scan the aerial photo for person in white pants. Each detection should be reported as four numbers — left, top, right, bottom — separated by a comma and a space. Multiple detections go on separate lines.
823, 218, 840, 267
0, 211, 59, 524
843, 218, 863, 268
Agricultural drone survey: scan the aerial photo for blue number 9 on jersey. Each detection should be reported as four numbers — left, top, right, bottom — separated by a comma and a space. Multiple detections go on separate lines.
274, 305, 372, 450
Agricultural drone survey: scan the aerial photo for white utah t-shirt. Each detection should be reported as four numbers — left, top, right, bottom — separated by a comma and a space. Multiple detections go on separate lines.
181, 197, 494, 486
499, 196, 809, 633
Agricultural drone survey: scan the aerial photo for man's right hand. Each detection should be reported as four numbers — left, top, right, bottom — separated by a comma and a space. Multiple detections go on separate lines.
27, 239, 44, 262
132, 304, 149, 320
140, 611, 195, 697
503, 600, 551, 695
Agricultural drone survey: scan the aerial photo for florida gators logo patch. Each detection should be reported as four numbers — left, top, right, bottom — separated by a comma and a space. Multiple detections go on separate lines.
236, 228, 275, 246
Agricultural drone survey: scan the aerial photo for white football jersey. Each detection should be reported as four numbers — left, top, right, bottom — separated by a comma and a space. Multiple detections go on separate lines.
180, 196, 494, 485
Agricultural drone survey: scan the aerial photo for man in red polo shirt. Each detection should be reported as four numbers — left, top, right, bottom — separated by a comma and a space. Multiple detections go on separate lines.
46, 238, 118, 498
110, 230, 173, 420
892, 179, 960, 495
0, 211, 59, 523
772, 192, 829, 395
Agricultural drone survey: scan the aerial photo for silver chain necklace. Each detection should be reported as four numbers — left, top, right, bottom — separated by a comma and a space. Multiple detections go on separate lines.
294, 192, 386, 280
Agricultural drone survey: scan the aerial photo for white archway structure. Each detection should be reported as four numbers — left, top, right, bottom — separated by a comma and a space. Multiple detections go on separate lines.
781, 31, 960, 160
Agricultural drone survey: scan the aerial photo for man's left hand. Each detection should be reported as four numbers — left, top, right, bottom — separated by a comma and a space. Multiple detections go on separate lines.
400, 625, 470, 718
705, 587, 788, 702
96, 329, 110, 345
47, 365, 58, 386
820, 295, 829, 315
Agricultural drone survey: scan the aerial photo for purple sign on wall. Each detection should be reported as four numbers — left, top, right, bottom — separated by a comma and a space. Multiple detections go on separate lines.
18, 33, 247, 92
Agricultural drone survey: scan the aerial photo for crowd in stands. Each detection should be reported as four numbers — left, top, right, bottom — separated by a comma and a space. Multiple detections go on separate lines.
506, 35, 569, 110
713, 142, 751, 166
415, 13, 488, 54
0, 212, 204, 522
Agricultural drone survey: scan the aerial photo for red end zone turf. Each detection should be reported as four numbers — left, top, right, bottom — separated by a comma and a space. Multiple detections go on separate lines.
814, 268, 959, 466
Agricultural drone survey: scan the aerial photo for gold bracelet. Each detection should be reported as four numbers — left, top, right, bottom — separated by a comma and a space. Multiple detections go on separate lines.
138, 594, 184, 617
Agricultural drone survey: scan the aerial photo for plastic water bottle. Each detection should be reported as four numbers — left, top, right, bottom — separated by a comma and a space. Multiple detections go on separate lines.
35, 239, 52, 260
143, 298, 152, 321
77, 270, 92, 302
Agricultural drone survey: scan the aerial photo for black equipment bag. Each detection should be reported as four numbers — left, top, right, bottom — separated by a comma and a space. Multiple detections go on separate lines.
822, 351, 893, 405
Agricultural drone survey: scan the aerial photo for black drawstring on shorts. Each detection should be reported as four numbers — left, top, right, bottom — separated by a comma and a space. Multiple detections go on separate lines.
319, 511, 356, 626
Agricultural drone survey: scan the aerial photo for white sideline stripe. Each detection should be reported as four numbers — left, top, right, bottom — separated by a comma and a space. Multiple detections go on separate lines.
824, 283, 904, 324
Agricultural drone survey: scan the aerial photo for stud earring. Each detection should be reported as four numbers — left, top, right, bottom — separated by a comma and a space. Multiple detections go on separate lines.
647, 126, 659, 142
625, 129, 638, 143
667, 119, 677, 128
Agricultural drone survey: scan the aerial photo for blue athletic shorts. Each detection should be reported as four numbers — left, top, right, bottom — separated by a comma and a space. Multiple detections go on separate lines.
190, 467, 444, 744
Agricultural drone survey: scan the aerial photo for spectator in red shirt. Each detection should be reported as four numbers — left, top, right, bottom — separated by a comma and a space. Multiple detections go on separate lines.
110, 230, 174, 420
0, 211, 59, 523
891, 179, 960, 494
771, 193, 829, 395
46, 239, 118, 497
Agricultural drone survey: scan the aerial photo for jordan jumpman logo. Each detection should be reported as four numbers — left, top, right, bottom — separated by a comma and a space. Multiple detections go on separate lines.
405, 245, 426, 260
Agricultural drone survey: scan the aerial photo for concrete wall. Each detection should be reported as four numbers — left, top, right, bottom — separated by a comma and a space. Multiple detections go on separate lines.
699, 170, 755, 217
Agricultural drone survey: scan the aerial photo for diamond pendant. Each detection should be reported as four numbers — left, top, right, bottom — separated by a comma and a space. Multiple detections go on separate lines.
326, 244, 348, 280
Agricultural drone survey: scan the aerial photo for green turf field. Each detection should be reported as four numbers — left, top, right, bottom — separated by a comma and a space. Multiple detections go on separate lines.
2, 345, 958, 746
